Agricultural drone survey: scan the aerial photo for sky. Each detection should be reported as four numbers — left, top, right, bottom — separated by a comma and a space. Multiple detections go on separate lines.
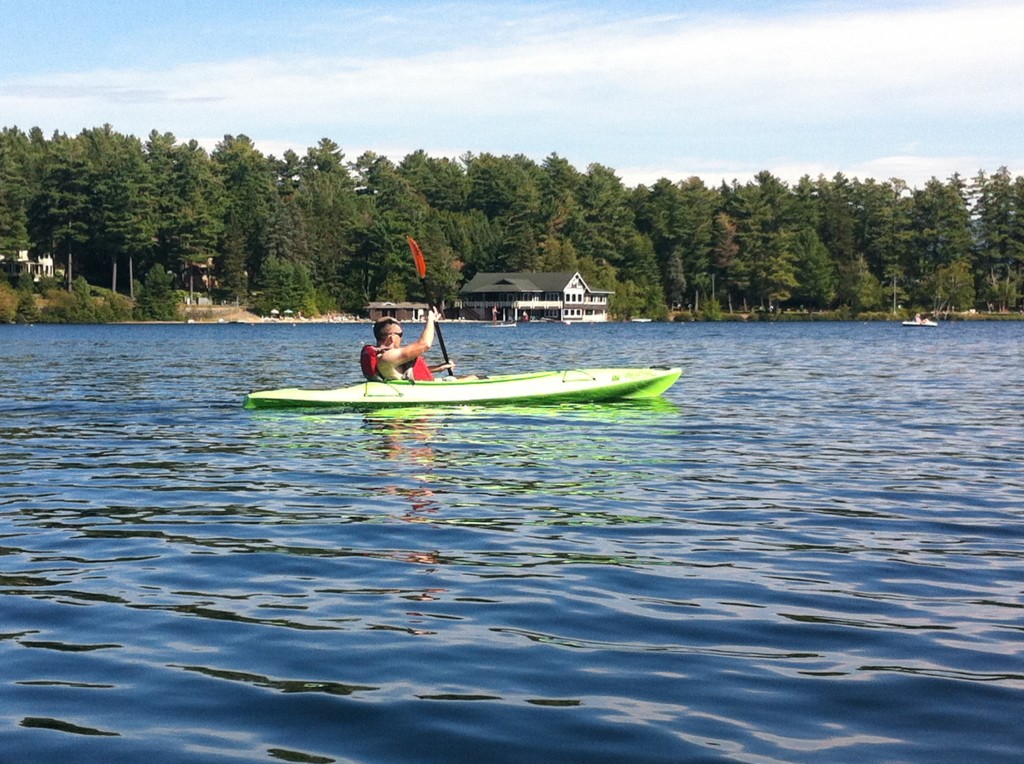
1, 0, 1021, 189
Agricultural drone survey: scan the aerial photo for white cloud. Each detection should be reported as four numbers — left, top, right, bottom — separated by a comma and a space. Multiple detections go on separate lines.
614, 155, 1017, 191
1, 1, 1021, 188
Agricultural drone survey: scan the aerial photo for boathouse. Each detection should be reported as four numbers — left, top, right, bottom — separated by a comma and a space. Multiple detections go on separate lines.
366, 301, 432, 322
459, 271, 612, 322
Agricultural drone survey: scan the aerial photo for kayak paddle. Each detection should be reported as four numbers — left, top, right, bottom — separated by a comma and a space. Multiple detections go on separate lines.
406, 236, 454, 376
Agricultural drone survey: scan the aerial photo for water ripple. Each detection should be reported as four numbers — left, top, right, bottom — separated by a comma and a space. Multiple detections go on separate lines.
2, 322, 1023, 762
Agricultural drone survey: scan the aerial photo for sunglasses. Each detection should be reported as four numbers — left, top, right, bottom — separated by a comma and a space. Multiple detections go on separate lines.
387, 330, 403, 337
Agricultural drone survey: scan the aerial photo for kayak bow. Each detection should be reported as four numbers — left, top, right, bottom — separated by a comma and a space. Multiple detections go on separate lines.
243, 367, 681, 410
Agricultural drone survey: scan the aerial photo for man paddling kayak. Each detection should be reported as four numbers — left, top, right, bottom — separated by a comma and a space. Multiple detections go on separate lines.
366, 310, 456, 381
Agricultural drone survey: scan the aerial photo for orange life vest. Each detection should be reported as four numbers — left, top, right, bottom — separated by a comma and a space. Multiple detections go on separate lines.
360, 345, 434, 381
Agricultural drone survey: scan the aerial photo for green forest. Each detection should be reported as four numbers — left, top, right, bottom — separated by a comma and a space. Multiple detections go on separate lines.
1, 124, 1022, 323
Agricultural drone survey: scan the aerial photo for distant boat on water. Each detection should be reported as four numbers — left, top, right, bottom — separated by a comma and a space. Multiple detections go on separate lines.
902, 314, 937, 327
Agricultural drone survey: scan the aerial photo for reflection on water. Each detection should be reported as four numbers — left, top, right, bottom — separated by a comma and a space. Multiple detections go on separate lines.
1, 322, 1023, 763
360, 413, 443, 517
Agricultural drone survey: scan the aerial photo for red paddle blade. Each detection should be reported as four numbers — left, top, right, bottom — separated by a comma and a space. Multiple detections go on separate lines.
406, 236, 427, 280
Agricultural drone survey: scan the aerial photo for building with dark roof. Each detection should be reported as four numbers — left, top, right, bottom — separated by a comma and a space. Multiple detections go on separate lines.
459, 271, 612, 322
366, 301, 432, 322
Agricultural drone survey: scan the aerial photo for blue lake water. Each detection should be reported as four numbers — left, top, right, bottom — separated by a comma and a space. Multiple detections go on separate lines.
1, 320, 1023, 763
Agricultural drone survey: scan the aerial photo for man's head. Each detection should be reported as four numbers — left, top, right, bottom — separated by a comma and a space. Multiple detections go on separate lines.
373, 317, 403, 343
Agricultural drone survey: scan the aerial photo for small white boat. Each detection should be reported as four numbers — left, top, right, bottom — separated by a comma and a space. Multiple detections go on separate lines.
902, 319, 937, 327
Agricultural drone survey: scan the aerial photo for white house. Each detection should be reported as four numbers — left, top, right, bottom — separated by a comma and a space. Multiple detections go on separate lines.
1, 250, 55, 281
459, 271, 612, 322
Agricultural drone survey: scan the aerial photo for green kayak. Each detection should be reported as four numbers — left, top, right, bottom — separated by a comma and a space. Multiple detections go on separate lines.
243, 367, 681, 410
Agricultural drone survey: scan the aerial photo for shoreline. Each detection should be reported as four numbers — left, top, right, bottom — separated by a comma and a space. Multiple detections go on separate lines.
6, 315, 1021, 326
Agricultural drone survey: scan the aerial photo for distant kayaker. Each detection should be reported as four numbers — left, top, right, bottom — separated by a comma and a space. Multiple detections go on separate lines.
369, 311, 456, 381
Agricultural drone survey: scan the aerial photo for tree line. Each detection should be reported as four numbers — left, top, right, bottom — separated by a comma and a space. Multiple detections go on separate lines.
1, 123, 1022, 323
